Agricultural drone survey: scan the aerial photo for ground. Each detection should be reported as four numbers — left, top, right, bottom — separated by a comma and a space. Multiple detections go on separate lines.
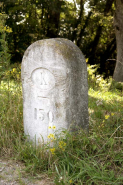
0, 159, 53, 185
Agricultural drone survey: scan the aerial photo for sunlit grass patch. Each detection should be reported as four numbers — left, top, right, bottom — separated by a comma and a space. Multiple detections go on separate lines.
0, 80, 23, 156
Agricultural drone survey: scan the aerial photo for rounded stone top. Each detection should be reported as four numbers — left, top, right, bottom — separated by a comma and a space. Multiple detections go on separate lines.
23, 38, 85, 62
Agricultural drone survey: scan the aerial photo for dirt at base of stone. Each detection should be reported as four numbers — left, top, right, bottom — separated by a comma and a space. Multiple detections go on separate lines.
0, 159, 53, 185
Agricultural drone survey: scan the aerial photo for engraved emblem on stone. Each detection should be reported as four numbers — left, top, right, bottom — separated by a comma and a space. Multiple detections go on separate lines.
31, 68, 55, 90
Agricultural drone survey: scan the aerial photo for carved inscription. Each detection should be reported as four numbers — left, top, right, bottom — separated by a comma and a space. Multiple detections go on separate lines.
34, 108, 53, 123
34, 108, 37, 119
40, 72, 47, 85
31, 68, 55, 90
39, 109, 45, 121
34, 108, 45, 121
49, 111, 54, 122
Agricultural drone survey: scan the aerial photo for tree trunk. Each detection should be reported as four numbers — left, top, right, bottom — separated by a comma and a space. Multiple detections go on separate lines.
88, 25, 103, 65
113, 0, 123, 82
46, 0, 62, 38
71, 0, 84, 42
87, 0, 114, 65
99, 38, 116, 76
77, 11, 92, 47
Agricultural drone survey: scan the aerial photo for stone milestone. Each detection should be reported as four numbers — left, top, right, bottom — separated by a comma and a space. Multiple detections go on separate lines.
21, 38, 88, 144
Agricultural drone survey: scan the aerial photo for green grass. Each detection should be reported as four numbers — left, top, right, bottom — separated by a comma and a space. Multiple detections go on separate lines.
0, 68, 123, 185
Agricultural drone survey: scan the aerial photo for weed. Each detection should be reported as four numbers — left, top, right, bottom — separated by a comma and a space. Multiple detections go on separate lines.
0, 65, 123, 184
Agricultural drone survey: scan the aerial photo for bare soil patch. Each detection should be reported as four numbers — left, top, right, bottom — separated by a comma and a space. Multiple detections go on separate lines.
0, 159, 54, 185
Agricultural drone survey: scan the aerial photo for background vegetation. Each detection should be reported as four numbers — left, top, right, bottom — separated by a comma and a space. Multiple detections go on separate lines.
0, 0, 116, 77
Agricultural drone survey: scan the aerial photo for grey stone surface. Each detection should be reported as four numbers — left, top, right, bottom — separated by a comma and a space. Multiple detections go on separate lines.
21, 38, 88, 144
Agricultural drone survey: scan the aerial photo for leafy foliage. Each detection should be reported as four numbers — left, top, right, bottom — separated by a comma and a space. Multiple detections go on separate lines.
0, 0, 116, 76
0, 13, 11, 81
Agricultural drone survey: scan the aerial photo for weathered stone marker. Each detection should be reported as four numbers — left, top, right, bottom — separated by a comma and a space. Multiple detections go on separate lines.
21, 38, 88, 144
